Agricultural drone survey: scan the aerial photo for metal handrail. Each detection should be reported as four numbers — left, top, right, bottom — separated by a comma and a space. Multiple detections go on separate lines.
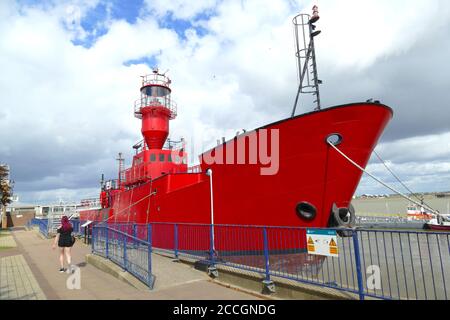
134, 97, 177, 119
140, 73, 171, 88
94, 225, 150, 246
187, 165, 202, 173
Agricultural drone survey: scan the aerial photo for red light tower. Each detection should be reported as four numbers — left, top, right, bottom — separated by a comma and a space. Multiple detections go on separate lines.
134, 69, 177, 150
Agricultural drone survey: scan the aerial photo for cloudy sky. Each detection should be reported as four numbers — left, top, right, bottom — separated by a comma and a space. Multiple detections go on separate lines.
0, 0, 449, 204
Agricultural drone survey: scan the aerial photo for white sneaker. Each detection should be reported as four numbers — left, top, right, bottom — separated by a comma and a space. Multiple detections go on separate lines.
67, 264, 75, 274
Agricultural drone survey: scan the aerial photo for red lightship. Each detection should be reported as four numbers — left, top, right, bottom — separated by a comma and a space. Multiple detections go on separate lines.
79, 8, 393, 252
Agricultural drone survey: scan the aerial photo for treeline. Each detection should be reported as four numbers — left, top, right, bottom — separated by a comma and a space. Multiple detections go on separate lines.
0, 164, 12, 206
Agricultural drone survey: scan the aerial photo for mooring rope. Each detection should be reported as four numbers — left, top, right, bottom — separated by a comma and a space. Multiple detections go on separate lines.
95, 187, 156, 225
327, 142, 440, 215
373, 150, 435, 211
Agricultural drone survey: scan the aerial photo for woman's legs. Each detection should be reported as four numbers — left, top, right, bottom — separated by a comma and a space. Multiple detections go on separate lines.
64, 247, 72, 267
59, 248, 65, 269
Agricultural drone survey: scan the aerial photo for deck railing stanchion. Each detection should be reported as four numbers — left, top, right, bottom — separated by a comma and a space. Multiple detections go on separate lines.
352, 230, 365, 300
262, 227, 275, 293
91, 225, 95, 253
173, 224, 179, 261
123, 232, 128, 271
147, 224, 155, 289
105, 226, 109, 258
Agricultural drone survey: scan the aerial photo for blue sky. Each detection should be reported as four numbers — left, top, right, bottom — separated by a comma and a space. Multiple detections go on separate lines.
64, 0, 214, 48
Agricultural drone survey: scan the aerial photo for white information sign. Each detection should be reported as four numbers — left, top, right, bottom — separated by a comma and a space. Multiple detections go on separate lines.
306, 229, 339, 258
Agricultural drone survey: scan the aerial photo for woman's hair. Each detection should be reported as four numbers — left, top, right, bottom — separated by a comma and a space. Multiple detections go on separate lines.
61, 215, 72, 232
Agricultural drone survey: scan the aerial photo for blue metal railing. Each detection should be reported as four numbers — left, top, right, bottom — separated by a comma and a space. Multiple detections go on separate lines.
30, 218, 84, 239
28, 218, 49, 238
71, 220, 81, 235
91, 224, 155, 289
90, 222, 449, 299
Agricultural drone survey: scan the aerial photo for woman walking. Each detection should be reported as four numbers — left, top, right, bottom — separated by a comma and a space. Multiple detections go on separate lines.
52, 216, 74, 273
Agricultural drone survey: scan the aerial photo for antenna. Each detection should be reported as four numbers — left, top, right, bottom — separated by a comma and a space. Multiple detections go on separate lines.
291, 5, 322, 117
116, 152, 124, 187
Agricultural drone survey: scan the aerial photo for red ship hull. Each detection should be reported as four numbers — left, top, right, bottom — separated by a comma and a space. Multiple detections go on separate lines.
80, 102, 392, 250
424, 223, 450, 231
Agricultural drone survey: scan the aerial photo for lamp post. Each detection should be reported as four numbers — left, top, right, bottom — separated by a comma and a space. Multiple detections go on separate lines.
205, 168, 218, 277
206, 169, 215, 250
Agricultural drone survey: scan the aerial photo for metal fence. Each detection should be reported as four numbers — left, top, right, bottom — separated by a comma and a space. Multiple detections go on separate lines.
28, 218, 49, 238
30, 218, 87, 239
71, 220, 81, 235
91, 224, 155, 289
90, 222, 450, 300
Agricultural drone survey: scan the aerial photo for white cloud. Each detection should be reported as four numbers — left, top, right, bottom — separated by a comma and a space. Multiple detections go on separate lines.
1, 0, 449, 203
356, 132, 450, 195
313, 0, 450, 70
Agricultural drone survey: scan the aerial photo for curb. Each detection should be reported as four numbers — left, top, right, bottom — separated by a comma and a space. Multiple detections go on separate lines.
85, 254, 151, 291
167, 254, 354, 300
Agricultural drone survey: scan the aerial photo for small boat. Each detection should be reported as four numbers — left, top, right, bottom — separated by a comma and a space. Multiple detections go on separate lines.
407, 204, 433, 221
424, 214, 450, 231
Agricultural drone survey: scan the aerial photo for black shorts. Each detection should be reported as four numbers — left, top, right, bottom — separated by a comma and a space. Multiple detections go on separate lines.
58, 237, 73, 248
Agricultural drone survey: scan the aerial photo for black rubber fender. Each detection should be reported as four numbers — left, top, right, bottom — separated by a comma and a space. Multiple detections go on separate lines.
332, 203, 356, 227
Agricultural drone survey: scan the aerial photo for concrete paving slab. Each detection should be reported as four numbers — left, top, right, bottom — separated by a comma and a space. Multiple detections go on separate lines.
0, 254, 46, 300
0, 230, 17, 249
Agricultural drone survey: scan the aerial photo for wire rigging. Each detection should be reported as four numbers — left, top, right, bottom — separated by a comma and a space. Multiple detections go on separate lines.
328, 142, 439, 215
373, 150, 434, 212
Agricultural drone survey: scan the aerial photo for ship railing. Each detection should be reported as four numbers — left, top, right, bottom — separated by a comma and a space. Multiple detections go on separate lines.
140, 73, 171, 88
79, 198, 101, 208
187, 165, 202, 173
130, 139, 184, 155
163, 138, 184, 151
91, 222, 450, 299
134, 97, 177, 120
122, 166, 151, 186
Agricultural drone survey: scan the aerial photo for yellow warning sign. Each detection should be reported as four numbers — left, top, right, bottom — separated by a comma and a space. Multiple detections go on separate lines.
307, 237, 315, 253
306, 229, 338, 257
329, 238, 338, 255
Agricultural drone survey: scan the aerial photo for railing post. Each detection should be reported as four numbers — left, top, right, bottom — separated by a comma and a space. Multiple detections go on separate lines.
123, 232, 128, 271
262, 227, 275, 293
133, 223, 137, 249
352, 230, 365, 300
207, 224, 218, 278
173, 224, 179, 261
91, 225, 95, 253
147, 224, 155, 289
105, 226, 109, 259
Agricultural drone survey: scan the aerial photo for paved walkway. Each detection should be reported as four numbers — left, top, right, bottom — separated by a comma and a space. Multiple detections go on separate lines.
0, 255, 46, 300
0, 228, 260, 300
